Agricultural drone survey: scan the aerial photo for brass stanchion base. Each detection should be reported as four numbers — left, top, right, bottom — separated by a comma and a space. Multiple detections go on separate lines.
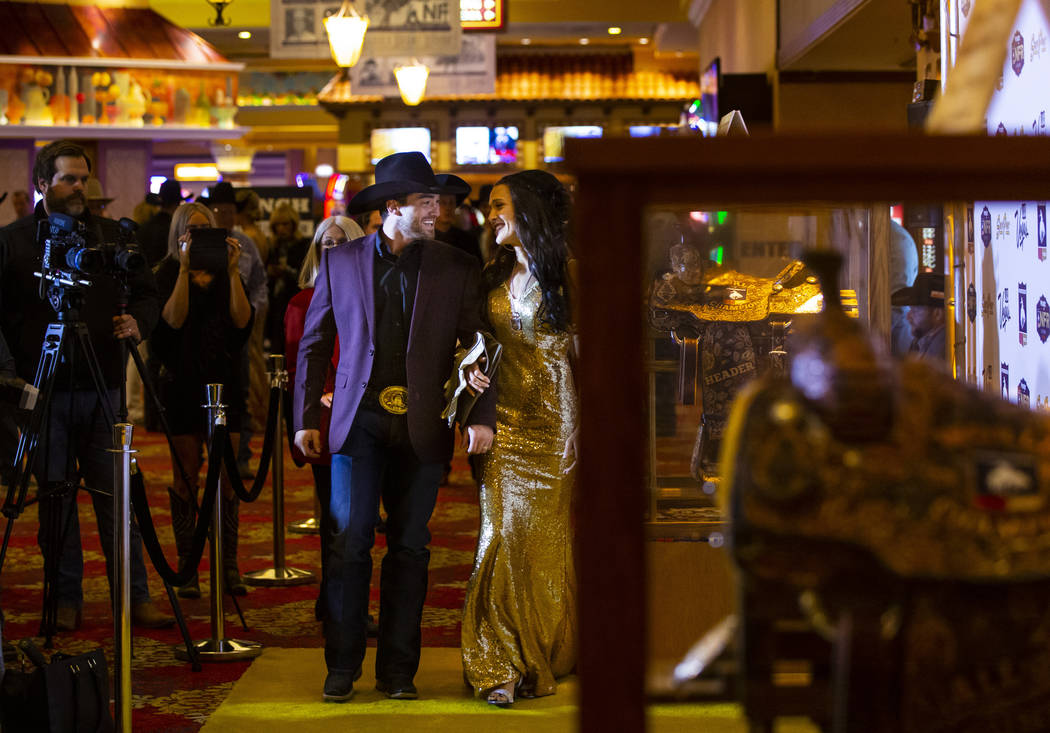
174, 637, 262, 662
244, 566, 316, 587
287, 517, 320, 534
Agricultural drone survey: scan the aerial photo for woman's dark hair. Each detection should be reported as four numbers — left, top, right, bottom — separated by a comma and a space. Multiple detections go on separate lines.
482, 170, 572, 332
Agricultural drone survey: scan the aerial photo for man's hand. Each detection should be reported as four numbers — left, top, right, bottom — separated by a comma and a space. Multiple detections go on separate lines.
463, 424, 494, 455
294, 429, 322, 459
113, 314, 141, 343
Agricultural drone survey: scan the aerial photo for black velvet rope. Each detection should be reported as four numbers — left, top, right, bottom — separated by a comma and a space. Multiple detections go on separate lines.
131, 422, 225, 587
221, 385, 280, 503
131, 383, 282, 585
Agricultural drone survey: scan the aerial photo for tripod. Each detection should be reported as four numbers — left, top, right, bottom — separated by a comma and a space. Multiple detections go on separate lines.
0, 283, 121, 641
0, 279, 194, 654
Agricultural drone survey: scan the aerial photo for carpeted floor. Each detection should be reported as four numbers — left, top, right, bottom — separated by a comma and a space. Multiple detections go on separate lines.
203, 648, 818, 733
0, 428, 480, 731
2, 419, 812, 731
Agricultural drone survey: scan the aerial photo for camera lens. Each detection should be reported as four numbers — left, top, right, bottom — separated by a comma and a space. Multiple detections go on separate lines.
65, 245, 103, 274
114, 245, 145, 272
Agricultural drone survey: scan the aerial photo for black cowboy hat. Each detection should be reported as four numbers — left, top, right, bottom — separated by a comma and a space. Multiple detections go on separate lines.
197, 180, 238, 206
348, 152, 469, 215
892, 272, 946, 307
159, 178, 191, 206
435, 174, 471, 206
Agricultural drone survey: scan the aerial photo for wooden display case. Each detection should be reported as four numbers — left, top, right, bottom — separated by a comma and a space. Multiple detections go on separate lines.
565, 133, 1050, 732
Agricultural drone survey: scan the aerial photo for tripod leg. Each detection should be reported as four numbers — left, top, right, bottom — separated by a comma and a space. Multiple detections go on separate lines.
226, 590, 250, 632
39, 486, 79, 645
163, 580, 202, 672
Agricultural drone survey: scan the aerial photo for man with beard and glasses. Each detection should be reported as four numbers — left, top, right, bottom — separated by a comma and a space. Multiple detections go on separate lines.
0, 140, 173, 632
293, 152, 497, 703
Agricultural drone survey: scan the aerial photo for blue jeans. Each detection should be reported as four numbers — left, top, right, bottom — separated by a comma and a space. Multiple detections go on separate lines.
36, 389, 151, 609
324, 405, 442, 681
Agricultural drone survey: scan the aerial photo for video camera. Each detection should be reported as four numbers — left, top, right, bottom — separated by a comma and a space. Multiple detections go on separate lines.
37, 213, 145, 300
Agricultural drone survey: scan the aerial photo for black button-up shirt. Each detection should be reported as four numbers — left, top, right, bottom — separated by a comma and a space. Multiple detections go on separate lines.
367, 236, 421, 394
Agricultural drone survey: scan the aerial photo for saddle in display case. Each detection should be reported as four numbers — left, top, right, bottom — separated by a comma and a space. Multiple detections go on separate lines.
721, 252, 1050, 733
648, 247, 856, 488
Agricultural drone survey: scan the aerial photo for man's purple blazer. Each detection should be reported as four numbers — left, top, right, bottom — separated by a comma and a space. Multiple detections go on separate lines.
293, 233, 496, 464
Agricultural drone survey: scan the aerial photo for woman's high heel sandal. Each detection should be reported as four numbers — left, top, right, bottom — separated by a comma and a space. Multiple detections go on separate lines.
485, 676, 519, 707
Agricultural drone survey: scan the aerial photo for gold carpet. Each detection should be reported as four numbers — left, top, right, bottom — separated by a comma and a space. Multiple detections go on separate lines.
202, 648, 819, 732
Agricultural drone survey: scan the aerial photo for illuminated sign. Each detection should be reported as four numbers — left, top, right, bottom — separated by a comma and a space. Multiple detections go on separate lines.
174, 163, 220, 181
461, 0, 503, 30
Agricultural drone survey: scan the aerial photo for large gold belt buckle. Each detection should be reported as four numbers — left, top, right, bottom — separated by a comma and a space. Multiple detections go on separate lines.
378, 386, 408, 415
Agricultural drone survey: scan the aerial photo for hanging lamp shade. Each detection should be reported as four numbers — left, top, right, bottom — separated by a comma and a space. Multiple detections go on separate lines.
324, 0, 369, 68
394, 59, 429, 106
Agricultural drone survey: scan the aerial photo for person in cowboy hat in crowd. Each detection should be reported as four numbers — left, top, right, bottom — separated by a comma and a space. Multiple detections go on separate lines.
293, 151, 497, 703
433, 174, 483, 264
84, 177, 114, 218
139, 179, 191, 267
892, 271, 947, 366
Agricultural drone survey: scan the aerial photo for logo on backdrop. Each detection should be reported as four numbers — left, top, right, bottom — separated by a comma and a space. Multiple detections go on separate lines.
1019, 378, 1031, 408
1002, 362, 1010, 400
1032, 111, 1047, 135
997, 212, 1012, 240
967, 283, 978, 323
1016, 203, 1029, 249
981, 206, 992, 247
1039, 204, 1047, 260
999, 286, 1012, 329
996, 121, 1008, 135
1032, 29, 1047, 63
1019, 282, 1028, 345
1037, 295, 1050, 343
1013, 31, 1026, 76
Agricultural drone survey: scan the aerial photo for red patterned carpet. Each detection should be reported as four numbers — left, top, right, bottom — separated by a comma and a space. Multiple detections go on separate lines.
0, 429, 480, 731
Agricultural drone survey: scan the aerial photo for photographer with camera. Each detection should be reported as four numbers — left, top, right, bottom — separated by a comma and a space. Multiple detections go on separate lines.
150, 202, 254, 598
0, 140, 173, 631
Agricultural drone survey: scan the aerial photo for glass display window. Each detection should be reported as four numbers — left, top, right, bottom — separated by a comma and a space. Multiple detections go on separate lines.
563, 133, 1050, 732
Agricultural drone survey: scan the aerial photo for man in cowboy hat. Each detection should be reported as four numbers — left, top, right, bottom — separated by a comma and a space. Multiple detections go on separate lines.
433, 173, 483, 264
892, 271, 947, 365
293, 151, 497, 703
139, 178, 190, 266
84, 177, 114, 218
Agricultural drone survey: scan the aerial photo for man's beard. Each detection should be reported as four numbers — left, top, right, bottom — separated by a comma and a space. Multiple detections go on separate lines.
46, 188, 85, 217
401, 217, 433, 241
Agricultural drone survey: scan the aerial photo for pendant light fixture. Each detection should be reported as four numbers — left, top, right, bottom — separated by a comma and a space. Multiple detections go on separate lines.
394, 59, 430, 106
324, 0, 369, 68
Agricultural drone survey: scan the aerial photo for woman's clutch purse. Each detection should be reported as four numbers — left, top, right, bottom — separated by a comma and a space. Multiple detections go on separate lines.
441, 331, 503, 428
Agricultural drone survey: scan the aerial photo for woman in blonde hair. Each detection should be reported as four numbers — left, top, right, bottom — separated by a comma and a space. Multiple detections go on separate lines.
284, 215, 364, 619
150, 202, 254, 597
265, 202, 309, 352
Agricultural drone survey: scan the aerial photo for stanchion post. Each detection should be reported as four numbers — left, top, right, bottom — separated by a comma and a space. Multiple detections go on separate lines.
110, 423, 135, 733
245, 355, 315, 587
174, 383, 261, 663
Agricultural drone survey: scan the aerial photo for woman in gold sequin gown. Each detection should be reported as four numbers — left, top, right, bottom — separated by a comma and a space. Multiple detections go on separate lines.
461, 170, 578, 706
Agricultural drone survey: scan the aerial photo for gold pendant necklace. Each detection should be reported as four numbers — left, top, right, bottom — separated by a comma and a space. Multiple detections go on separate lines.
508, 274, 533, 331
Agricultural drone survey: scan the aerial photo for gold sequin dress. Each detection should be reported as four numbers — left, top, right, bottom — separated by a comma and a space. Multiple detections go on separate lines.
461, 280, 578, 697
